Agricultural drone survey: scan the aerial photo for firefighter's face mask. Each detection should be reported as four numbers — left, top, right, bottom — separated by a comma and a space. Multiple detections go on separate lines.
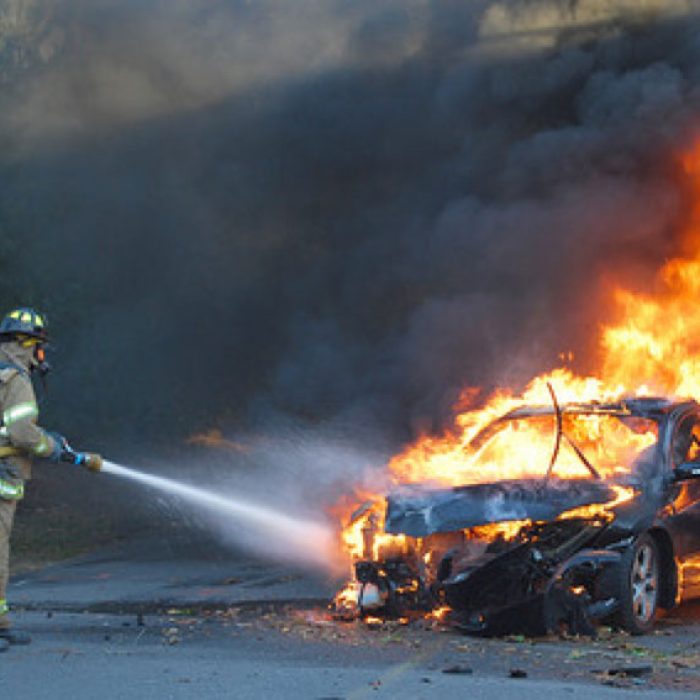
19, 337, 51, 376
34, 344, 50, 377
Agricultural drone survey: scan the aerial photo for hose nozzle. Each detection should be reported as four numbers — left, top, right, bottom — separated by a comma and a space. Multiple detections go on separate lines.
84, 453, 103, 472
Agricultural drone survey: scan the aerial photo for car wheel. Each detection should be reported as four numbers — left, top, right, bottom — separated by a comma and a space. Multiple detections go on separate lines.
616, 533, 660, 635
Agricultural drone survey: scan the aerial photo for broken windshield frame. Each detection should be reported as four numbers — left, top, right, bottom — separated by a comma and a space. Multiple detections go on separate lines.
466, 403, 660, 482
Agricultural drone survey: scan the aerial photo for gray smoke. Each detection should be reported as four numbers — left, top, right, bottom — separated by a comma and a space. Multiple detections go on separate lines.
1, 0, 699, 456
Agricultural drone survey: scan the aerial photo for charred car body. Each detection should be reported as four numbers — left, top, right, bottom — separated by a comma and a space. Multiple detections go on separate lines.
336, 397, 700, 636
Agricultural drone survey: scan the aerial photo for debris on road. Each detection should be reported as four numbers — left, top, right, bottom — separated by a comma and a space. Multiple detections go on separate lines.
606, 664, 653, 677
442, 664, 473, 674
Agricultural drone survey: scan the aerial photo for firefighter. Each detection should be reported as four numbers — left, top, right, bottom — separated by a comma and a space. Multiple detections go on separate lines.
0, 307, 101, 651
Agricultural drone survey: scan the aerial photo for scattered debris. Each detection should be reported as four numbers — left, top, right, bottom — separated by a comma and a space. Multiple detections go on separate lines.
442, 664, 473, 675
607, 665, 653, 678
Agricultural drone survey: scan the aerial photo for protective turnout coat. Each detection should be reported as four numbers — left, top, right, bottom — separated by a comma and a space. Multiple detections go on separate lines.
0, 343, 57, 484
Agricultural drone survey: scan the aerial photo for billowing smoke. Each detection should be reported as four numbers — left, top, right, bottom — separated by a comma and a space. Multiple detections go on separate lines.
2, 0, 700, 460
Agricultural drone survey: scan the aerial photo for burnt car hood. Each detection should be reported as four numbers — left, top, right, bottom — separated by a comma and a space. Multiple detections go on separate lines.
384, 479, 618, 537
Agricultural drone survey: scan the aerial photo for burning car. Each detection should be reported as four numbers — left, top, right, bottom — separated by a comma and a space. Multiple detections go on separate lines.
333, 394, 700, 636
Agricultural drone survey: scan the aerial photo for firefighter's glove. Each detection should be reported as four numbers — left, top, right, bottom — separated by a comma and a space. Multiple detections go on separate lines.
46, 431, 71, 463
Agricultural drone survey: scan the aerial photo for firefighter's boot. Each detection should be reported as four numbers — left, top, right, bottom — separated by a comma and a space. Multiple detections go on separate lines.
0, 628, 31, 645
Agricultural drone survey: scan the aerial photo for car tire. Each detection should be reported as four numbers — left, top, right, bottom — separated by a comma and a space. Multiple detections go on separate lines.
615, 533, 660, 635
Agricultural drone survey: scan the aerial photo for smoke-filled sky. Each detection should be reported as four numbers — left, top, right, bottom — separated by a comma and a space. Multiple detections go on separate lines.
2, 0, 700, 449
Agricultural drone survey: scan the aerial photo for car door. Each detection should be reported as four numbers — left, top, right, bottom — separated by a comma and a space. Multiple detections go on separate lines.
665, 410, 700, 600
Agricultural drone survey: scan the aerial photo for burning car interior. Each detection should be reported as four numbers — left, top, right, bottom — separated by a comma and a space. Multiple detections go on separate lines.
332, 392, 700, 637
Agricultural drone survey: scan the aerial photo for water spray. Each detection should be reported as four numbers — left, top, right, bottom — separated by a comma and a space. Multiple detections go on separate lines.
99, 460, 342, 573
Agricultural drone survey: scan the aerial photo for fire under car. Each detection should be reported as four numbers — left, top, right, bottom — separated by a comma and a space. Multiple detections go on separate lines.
334, 396, 700, 636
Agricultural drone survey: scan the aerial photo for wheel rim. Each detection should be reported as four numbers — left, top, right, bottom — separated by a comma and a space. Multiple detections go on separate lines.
631, 543, 658, 624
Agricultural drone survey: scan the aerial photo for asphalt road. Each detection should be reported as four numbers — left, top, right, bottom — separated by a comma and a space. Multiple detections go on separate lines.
3, 534, 700, 699
1, 609, 694, 700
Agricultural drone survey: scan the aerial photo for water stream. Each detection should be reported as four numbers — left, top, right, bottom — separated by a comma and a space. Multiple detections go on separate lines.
101, 460, 340, 572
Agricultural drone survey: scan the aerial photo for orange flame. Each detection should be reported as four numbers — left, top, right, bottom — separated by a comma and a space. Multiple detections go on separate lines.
427, 606, 451, 621
384, 140, 700, 493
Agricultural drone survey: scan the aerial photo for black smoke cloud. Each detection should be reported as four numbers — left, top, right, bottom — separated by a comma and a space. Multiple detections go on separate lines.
1, 0, 699, 450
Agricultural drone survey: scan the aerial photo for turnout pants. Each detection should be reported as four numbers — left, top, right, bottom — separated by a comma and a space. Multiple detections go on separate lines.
0, 497, 17, 629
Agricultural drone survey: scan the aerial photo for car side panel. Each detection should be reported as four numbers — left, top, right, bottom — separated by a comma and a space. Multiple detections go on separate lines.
661, 408, 700, 601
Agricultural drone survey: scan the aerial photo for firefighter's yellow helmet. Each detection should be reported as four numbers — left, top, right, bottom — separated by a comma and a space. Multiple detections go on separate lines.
0, 307, 49, 342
